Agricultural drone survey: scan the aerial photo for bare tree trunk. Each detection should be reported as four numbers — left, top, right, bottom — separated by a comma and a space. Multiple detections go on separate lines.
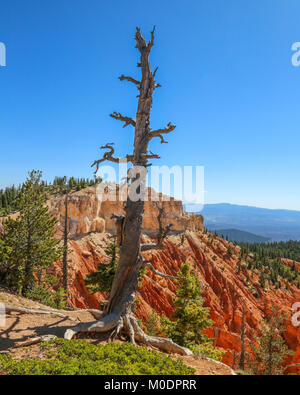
232, 334, 238, 370
103, 28, 157, 320
214, 302, 223, 348
63, 28, 189, 356
239, 305, 246, 370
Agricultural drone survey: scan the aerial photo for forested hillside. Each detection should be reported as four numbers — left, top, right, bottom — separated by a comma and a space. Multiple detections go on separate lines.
240, 240, 300, 263
0, 176, 101, 216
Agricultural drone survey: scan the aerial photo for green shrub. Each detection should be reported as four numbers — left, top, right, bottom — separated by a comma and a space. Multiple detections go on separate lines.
145, 309, 160, 336
0, 339, 195, 375
25, 286, 53, 306
236, 369, 251, 375
190, 343, 226, 362
161, 263, 213, 348
84, 243, 118, 294
52, 288, 67, 309
26, 285, 66, 310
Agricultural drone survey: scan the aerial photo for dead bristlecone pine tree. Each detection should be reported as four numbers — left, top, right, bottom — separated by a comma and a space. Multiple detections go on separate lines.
63, 27, 193, 356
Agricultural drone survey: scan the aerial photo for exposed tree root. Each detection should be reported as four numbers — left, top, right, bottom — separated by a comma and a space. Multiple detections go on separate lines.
5, 305, 80, 322
5, 304, 102, 318
109, 317, 124, 342
130, 315, 193, 356
64, 312, 120, 340
63, 312, 193, 356
124, 314, 136, 345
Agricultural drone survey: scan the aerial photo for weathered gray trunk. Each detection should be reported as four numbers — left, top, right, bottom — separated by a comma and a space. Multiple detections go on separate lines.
105, 29, 154, 317
64, 28, 188, 356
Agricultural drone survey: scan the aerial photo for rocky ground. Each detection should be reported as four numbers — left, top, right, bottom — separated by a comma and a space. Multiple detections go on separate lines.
0, 289, 234, 375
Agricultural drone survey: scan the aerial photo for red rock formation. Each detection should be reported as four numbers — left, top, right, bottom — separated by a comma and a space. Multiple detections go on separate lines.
50, 230, 300, 373
47, 185, 204, 237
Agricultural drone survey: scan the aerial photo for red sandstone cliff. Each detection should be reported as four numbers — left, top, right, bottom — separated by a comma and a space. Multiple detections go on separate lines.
46, 185, 204, 237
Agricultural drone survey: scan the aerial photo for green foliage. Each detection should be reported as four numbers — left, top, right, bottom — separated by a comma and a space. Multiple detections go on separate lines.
237, 241, 300, 292
240, 240, 300, 263
0, 184, 20, 216
227, 245, 233, 256
0, 171, 62, 294
190, 343, 226, 362
248, 306, 294, 375
161, 263, 213, 348
259, 271, 266, 290
44, 274, 60, 287
0, 339, 195, 375
138, 265, 147, 288
51, 176, 102, 193
52, 288, 67, 309
25, 286, 54, 307
25, 283, 66, 310
180, 233, 185, 246
0, 174, 102, 217
0, 239, 11, 283
145, 309, 160, 336
236, 369, 251, 375
84, 243, 118, 295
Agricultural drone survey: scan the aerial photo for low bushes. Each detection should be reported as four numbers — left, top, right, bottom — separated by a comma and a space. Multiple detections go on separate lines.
0, 339, 195, 375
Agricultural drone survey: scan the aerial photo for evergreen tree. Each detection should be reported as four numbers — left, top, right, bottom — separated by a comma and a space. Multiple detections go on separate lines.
145, 309, 160, 336
237, 258, 242, 274
227, 245, 233, 256
238, 305, 246, 371
84, 242, 119, 296
162, 263, 213, 347
249, 306, 293, 375
1, 171, 62, 293
259, 271, 266, 290
0, 239, 12, 283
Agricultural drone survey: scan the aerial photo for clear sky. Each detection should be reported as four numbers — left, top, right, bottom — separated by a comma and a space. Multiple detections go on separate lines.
0, 0, 300, 210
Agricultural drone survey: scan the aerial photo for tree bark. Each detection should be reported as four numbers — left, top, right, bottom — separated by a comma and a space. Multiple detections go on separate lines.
62, 27, 186, 356
238, 305, 246, 370
104, 27, 156, 319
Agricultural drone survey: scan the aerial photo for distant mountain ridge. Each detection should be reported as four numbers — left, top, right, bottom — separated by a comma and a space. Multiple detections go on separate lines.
184, 203, 300, 242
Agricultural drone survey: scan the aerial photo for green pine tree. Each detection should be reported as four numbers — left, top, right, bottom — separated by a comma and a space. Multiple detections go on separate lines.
227, 245, 233, 256
249, 306, 293, 375
161, 263, 213, 348
0, 239, 12, 283
84, 242, 119, 295
237, 258, 242, 274
145, 309, 160, 336
1, 170, 62, 294
259, 271, 266, 290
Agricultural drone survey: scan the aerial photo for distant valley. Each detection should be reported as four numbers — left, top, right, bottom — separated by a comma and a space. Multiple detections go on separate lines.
184, 203, 300, 242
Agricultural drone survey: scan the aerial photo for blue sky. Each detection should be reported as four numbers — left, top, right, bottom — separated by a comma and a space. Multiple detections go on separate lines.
0, 0, 300, 210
